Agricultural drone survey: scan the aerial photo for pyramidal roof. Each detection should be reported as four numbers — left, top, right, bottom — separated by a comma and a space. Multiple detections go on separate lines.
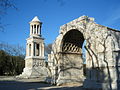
31, 16, 40, 22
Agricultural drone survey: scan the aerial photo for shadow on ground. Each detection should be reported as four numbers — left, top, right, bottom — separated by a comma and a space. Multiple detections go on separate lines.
0, 81, 84, 90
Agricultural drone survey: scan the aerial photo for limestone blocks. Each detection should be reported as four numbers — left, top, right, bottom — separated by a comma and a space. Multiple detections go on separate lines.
49, 15, 120, 89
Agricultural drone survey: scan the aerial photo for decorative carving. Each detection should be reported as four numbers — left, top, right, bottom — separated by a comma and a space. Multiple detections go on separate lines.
33, 60, 44, 67
62, 42, 82, 53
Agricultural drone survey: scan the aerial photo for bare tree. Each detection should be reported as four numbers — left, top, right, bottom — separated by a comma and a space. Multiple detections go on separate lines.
45, 43, 52, 54
0, 42, 25, 57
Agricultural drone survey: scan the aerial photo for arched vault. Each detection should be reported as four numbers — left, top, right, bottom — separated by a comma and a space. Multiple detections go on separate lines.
49, 16, 120, 89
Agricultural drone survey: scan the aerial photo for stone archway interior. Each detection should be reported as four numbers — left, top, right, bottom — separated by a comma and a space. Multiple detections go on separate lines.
62, 30, 84, 54
57, 29, 85, 85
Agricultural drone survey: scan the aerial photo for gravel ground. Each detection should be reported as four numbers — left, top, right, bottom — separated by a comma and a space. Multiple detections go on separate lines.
0, 76, 84, 90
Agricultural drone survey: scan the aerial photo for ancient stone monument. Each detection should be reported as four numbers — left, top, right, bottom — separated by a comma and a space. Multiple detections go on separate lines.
48, 16, 120, 89
19, 16, 50, 79
18, 15, 120, 89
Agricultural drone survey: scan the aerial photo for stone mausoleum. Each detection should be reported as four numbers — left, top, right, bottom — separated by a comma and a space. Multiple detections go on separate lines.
20, 16, 120, 90
19, 16, 50, 79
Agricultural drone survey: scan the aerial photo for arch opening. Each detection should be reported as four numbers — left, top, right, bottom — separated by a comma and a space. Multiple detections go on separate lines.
57, 29, 86, 85
62, 29, 85, 54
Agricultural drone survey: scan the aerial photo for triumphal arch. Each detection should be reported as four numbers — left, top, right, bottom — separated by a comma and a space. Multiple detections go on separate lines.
48, 16, 120, 89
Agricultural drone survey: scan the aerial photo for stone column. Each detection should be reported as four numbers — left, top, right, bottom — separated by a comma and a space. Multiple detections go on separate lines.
41, 43, 42, 57
36, 24, 37, 34
37, 24, 39, 34
38, 25, 40, 35
35, 43, 37, 56
39, 43, 41, 57
34, 42, 36, 56
43, 43, 44, 57
33, 25, 35, 34
40, 25, 41, 36
32, 25, 34, 34
28, 43, 30, 56
42, 43, 44, 57
41, 43, 43, 57
31, 42, 34, 56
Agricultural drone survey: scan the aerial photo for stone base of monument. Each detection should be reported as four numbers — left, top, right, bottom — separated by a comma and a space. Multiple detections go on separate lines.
17, 58, 51, 81
83, 79, 117, 90
17, 66, 50, 80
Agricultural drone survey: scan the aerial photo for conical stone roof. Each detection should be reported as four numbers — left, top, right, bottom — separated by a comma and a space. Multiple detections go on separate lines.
31, 16, 40, 22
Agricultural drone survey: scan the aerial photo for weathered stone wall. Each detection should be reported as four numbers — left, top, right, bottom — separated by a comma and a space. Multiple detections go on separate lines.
84, 25, 120, 89
56, 53, 84, 85
49, 16, 120, 89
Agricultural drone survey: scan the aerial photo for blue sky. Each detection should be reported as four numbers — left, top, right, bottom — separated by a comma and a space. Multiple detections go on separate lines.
0, 0, 120, 47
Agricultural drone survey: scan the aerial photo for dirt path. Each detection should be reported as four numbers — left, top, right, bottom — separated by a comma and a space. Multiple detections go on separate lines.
0, 76, 84, 90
